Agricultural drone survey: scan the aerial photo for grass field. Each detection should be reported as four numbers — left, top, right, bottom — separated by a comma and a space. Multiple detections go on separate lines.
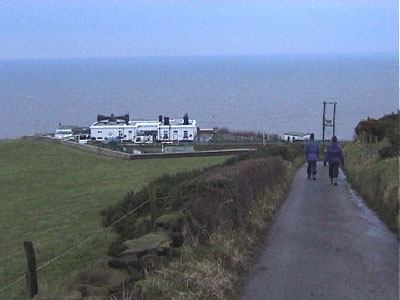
0, 140, 229, 299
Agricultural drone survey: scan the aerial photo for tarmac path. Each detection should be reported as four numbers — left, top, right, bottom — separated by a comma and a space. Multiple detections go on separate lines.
241, 163, 398, 300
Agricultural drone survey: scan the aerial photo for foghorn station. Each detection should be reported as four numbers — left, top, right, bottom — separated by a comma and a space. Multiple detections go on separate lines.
89, 113, 197, 143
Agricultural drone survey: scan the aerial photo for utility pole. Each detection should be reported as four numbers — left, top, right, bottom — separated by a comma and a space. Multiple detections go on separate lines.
333, 103, 336, 136
322, 102, 326, 152
322, 101, 337, 153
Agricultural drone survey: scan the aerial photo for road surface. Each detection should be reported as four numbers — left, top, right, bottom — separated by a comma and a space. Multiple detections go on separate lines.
241, 163, 398, 300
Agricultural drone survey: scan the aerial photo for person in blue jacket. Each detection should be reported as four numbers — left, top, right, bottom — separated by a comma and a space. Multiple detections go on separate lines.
324, 136, 344, 185
305, 133, 319, 180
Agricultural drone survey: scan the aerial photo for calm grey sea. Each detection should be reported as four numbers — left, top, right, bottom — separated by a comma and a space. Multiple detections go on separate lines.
0, 54, 397, 140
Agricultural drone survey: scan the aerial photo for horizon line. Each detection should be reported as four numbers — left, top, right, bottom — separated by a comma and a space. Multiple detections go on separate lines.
0, 51, 397, 61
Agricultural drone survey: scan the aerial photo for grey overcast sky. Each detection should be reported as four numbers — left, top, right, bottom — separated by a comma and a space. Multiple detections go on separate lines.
0, 0, 397, 59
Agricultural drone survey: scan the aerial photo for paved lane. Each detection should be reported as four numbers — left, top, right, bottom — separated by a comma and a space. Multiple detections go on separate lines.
241, 163, 398, 300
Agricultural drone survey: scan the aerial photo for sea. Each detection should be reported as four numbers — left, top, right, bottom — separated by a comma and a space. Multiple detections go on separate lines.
0, 54, 397, 140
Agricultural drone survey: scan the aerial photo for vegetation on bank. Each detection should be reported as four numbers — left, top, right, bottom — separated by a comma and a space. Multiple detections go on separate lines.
343, 113, 399, 233
91, 144, 304, 299
0, 140, 229, 299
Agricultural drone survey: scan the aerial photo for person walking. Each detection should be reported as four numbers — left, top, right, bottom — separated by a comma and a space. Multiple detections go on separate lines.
324, 136, 344, 185
305, 133, 319, 180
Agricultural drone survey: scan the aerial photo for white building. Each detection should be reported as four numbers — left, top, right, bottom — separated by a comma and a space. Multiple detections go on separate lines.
55, 125, 90, 143
283, 132, 311, 143
90, 114, 198, 143
54, 125, 77, 140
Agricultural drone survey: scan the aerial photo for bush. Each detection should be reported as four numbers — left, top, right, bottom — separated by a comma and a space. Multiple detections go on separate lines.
100, 144, 303, 242
252, 144, 303, 161
355, 112, 399, 141
99, 168, 206, 239
379, 146, 398, 160
182, 157, 287, 234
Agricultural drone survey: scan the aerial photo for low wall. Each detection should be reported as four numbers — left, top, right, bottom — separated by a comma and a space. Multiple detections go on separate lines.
60, 140, 132, 160
129, 148, 255, 160
24, 136, 255, 160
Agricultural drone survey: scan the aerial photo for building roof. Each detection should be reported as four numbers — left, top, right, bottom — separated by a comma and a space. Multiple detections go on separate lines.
91, 119, 196, 128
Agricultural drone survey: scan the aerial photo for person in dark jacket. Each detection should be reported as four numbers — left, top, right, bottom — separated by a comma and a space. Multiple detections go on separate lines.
324, 136, 344, 185
305, 133, 319, 180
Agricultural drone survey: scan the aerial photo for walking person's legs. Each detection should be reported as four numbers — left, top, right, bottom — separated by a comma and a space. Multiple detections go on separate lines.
307, 161, 312, 179
329, 163, 339, 185
333, 164, 339, 185
311, 161, 317, 180
329, 164, 334, 184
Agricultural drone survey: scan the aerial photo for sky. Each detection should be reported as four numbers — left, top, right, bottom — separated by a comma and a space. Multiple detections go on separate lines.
0, 0, 398, 59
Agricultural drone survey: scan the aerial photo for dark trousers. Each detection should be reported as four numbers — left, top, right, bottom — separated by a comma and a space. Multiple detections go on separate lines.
329, 163, 339, 178
307, 160, 317, 175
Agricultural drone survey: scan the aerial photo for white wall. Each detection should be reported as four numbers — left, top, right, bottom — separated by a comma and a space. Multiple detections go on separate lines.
159, 125, 196, 142
283, 134, 304, 142
90, 121, 197, 142
91, 125, 125, 140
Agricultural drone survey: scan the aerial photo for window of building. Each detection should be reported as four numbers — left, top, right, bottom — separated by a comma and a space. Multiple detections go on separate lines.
183, 131, 188, 138
98, 131, 102, 133
163, 131, 168, 139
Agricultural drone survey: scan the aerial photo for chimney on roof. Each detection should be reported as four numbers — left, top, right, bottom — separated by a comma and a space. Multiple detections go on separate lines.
159, 115, 163, 122
164, 117, 169, 125
183, 113, 189, 125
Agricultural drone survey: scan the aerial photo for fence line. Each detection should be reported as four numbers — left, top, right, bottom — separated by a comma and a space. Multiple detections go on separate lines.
0, 276, 25, 294
0, 196, 165, 294
0, 253, 23, 261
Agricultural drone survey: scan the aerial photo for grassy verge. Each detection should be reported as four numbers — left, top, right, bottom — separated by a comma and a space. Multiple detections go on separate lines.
0, 140, 229, 299
98, 144, 304, 299
138, 156, 304, 299
343, 141, 398, 233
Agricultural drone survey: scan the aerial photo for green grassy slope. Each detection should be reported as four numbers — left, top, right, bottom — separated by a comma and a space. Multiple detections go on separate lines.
0, 140, 229, 298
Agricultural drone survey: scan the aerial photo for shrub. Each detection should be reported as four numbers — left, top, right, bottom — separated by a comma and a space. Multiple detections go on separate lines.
182, 157, 287, 234
355, 112, 399, 141
379, 146, 398, 160
100, 144, 303, 244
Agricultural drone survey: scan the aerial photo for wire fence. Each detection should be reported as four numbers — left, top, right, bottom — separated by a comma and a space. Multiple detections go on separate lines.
0, 195, 171, 295
0, 253, 23, 262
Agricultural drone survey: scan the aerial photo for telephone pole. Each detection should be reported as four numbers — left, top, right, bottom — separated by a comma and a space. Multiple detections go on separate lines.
322, 101, 337, 153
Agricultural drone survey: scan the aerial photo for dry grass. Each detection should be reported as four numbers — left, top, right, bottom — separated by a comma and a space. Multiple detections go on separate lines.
182, 157, 288, 234
134, 155, 304, 300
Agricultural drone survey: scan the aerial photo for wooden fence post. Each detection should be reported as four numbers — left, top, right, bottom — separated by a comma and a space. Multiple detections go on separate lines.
149, 185, 157, 229
23, 241, 38, 299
